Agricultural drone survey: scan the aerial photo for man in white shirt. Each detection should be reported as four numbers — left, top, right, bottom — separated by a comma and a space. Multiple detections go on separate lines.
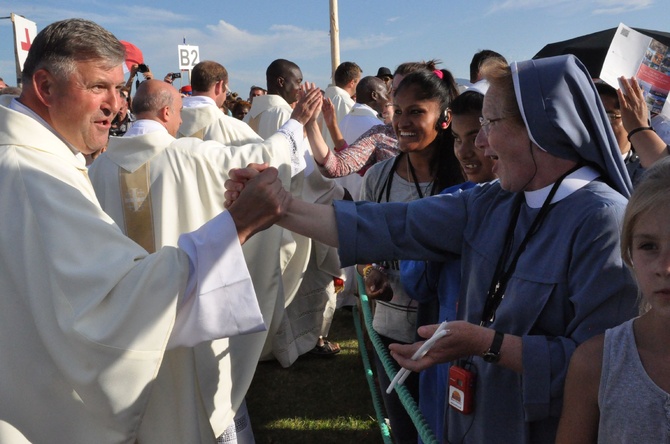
340, 76, 390, 146
321, 61, 361, 148
0, 18, 316, 443
178, 60, 261, 145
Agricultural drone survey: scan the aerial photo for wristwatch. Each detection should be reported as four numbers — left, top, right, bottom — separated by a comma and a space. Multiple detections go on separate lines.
482, 330, 504, 363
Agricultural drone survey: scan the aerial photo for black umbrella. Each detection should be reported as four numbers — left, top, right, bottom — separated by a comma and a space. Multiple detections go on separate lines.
533, 27, 670, 78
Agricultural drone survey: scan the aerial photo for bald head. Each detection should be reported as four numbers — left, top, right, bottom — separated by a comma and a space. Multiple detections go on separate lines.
133, 80, 182, 136
355, 76, 390, 115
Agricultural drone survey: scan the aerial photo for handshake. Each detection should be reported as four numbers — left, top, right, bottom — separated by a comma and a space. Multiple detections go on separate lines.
224, 163, 291, 245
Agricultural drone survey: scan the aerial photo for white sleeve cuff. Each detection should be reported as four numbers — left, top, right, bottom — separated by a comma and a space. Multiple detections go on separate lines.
278, 119, 307, 177
169, 211, 266, 348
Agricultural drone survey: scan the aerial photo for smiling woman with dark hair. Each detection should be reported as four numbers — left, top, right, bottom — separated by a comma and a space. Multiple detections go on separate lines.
350, 68, 463, 443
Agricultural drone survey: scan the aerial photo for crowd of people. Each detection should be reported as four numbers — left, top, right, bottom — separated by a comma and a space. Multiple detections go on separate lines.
1, 16, 670, 444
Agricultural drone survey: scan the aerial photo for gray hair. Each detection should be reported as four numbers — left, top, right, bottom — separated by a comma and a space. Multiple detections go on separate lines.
22, 18, 125, 84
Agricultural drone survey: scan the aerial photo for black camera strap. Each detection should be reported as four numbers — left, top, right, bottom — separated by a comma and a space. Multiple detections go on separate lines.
479, 164, 582, 327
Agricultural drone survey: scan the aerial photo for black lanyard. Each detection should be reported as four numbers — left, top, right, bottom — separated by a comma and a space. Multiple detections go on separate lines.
480, 165, 582, 327
376, 153, 431, 203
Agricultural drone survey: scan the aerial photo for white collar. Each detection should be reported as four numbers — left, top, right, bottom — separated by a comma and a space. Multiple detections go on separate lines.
351, 102, 380, 116
10, 98, 86, 165
182, 95, 217, 108
123, 119, 168, 137
524, 166, 599, 208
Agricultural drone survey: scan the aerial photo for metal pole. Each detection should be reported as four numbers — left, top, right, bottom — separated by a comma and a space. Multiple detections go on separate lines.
11, 13, 21, 87
1, 15, 14, 86
329, 0, 340, 80
9, 13, 29, 88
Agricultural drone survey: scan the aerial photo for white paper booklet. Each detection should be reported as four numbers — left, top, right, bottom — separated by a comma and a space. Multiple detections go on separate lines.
600, 23, 670, 118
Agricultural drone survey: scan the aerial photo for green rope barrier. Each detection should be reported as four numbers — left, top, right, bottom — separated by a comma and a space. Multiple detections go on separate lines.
356, 275, 439, 444
352, 304, 393, 444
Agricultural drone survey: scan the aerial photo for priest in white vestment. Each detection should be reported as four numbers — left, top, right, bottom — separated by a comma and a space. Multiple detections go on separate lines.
178, 60, 261, 146
246, 58, 345, 365
0, 19, 310, 444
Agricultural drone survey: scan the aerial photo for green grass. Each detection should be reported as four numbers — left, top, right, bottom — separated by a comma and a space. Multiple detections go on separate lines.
246, 308, 385, 444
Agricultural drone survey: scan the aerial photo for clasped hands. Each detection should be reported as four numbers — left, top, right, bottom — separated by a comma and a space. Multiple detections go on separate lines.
224, 163, 290, 244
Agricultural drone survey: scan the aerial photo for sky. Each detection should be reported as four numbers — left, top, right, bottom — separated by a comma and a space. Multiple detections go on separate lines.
1, 0, 669, 97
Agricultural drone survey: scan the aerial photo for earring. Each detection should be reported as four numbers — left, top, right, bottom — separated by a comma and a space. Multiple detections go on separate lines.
441, 122, 448, 129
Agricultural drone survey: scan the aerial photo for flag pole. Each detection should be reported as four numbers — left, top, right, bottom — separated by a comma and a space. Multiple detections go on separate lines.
329, 0, 340, 79
10, 13, 22, 87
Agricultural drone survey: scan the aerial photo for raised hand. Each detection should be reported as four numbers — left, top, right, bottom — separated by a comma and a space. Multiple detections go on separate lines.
322, 97, 336, 127
290, 82, 322, 125
617, 76, 669, 167
617, 76, 649, 131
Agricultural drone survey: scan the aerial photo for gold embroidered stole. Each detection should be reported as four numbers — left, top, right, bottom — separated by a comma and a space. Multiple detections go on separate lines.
180, 128, 205, 140
246, 114, 261, 134
119, 163, 156, 253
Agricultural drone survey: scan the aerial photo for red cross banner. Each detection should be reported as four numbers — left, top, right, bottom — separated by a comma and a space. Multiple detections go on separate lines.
11, 13, 37, 77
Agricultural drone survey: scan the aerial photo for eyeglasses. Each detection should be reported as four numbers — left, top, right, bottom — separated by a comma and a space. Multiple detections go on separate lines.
606, 112, 622, 123
479, 116, 505, 136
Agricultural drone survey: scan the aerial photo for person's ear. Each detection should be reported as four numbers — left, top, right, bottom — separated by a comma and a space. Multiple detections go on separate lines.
437, 109, 452, 130
444, 108, 453, 127
277, 77, 285, 89
159, 105, 171, 124
32, 69, 56, 108
214, 80, 223, 96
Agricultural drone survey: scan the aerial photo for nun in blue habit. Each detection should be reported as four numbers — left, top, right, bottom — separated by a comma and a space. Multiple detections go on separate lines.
329, 55, 639, 443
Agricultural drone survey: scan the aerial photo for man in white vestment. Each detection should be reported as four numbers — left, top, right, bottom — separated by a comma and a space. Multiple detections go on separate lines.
89, 80, 317, 443
178, 60, 261, 146
246, 59, 346, 364
0, 19, 317, 443
321, 61, 361, 149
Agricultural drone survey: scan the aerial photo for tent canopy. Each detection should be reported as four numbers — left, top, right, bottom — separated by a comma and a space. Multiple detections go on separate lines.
533, 27, 670, 78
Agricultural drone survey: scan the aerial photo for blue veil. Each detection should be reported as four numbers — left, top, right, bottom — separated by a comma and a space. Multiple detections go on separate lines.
511, 54, 632, 197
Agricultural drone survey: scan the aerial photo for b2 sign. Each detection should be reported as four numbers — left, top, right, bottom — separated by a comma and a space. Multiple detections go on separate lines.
178, 45, 200, 70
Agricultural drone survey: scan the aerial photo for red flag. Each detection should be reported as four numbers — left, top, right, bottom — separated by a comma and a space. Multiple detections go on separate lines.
120, 40, 144, 72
